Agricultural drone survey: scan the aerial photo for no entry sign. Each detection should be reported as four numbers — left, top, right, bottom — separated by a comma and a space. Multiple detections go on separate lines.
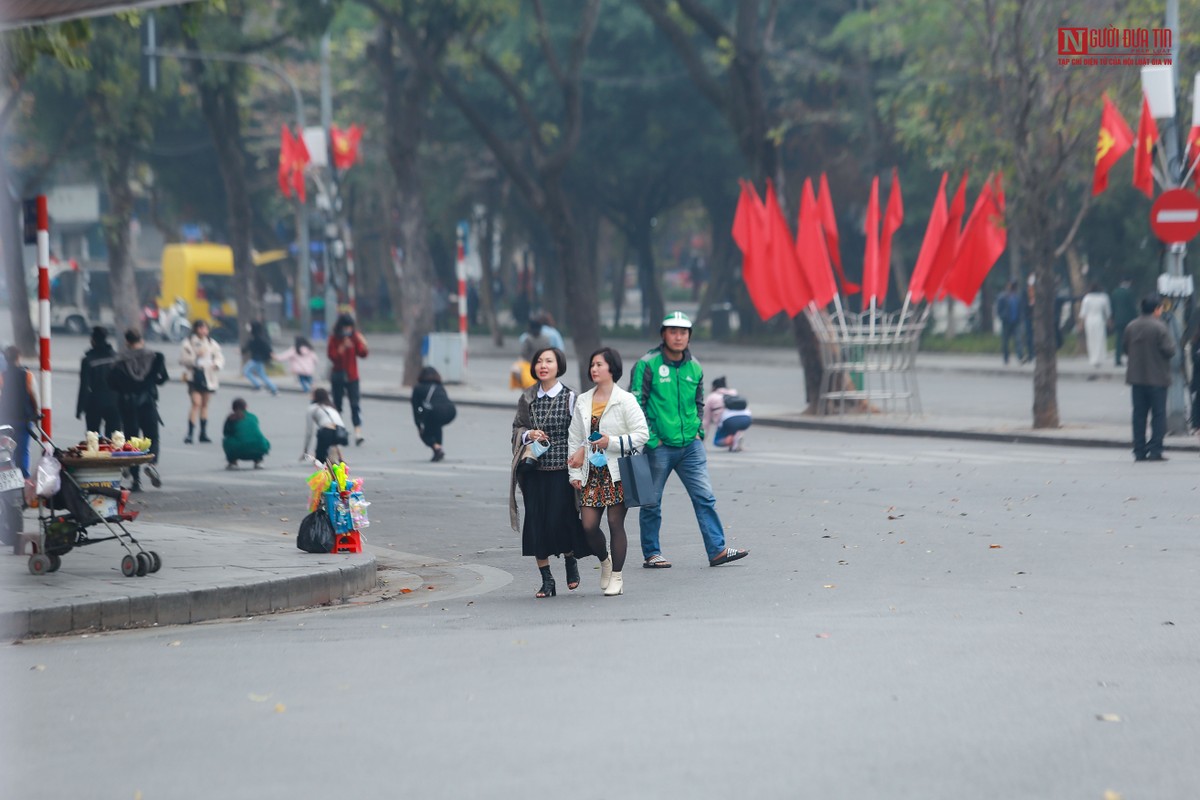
1150, 189, 1200, 243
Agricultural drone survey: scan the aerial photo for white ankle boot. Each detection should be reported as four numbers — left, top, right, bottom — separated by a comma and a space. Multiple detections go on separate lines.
603, 572, 623, 596
599, 556, 613, 590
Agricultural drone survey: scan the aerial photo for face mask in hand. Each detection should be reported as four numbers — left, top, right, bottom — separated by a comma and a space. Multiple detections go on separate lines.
588, 450, 607, 468
529, 439, 549, 458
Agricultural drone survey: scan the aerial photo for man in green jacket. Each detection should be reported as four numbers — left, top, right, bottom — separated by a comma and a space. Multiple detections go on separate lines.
630, 312, 749, 568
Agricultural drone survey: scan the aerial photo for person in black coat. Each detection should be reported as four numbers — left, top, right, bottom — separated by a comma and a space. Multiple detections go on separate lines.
411, 366, 456, 462
109, 329, 170, 491
77, 326, 121, 437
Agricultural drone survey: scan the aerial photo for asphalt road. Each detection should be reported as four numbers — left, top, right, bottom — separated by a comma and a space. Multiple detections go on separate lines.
3, 380, 1197, 799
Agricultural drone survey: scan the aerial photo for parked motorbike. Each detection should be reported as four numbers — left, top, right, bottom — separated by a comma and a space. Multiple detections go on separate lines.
0, 425, 26, 548
142, 298, 191, 342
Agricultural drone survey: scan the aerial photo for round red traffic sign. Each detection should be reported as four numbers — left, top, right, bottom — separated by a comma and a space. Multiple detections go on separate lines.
1150, 188, 1200, 243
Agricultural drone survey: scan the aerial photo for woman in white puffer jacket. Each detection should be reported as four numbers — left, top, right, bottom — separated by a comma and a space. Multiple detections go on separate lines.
568, 347, 649, 597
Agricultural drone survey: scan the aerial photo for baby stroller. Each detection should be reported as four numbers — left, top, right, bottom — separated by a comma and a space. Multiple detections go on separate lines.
28, 428, 161, 578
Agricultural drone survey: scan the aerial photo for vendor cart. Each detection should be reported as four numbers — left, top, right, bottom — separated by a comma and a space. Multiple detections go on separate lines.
28, 446, 161, 578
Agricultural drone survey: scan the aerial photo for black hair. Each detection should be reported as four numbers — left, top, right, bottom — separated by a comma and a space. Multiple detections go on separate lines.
230, 397, 248, 421
588, 347, 623, 382
527, 318, 543, 336
124, 328, 142, 345
529, 347, 567, 380
1141, 294, 1162, 315
312, 387, 333, 406
712, 376, 727, 391
294, 336, 312, 351
418, 366, 443, 384
91, 326, 108, 345
335, 313, 356, 332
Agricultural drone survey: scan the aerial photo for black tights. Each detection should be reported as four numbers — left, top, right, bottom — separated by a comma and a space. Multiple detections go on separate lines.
581, 504, 627, 572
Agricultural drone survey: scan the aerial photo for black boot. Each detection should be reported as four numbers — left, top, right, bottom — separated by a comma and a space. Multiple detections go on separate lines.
565, 556, 580, 591
535, 565, 556, 598
198, 419, 212, 443
184, 421, 194, 444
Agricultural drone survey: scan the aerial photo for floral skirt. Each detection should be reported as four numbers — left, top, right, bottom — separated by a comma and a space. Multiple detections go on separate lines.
581, 464, 623, 508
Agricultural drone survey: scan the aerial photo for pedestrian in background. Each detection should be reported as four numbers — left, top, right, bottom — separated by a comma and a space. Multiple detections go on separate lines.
1023, 275, 1036, 360
568, 347, 648, 597
302, 387, 349, 465
510, 347, 590, 599
411, 366, 456, 462
994, 280, 1026, 365
1123, 295, 1175, 462
275, 335, 318, 392
1189, 328, 1200, 431
179, 320, 224, 444
630, 312, 749, 569
77, 326, 121, 438
538, 311, 566, 351
1078, 282, 1112, 371
703, 376, 752, 452
327, 313, 368, 446
241, 321, 278, 396
222, 397, 270, 470
110, 329, 169, 491
1111, 277, 1137, 367
0, 346, 38, 476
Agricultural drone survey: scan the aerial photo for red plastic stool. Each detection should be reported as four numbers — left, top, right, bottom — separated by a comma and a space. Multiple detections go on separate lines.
331, 530, 362, 554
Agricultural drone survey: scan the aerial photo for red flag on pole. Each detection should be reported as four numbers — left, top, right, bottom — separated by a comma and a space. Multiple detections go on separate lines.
766, 182, 811, 315
944, 173, 1007, 305
908, 172, 948, 303
1092, 93, 1134, 196
817, 174, 860, 295
796, 178, 837, 307
1186, 125, 1200, 187
921, 171, 969, 301
732, 180, 782, 320
291, 129, 311, 203
278, 126, 296, 197
1132, 93, 1159, 198
330, 123, 363, 170
860, 176, 881, 306
877, 169, 903, 305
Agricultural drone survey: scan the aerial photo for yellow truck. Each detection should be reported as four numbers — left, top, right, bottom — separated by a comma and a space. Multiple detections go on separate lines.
157, 244, 287, 335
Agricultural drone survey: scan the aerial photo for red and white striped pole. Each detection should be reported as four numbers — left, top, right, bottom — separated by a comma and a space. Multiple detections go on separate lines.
35, 195, 51, 440
456, 224, 468, 376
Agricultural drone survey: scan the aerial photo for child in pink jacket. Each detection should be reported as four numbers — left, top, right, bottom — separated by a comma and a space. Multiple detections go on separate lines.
275, 336, 318, 392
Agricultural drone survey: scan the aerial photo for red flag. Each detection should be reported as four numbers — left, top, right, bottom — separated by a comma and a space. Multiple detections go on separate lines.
908, 172, 948, 302
1132, 93, 1159, 198
291, 130, 311, 203
795, 178, 837, 307
1186, 125, 1200, 187
921, 171, 968, 301
860, 176, 881, 306
817, 174, 859, 295
877, 169, 903, 305
766, 182, 811, 315
944, 174, 1007, 305
278, 126, 296, 197
1093, 93, 1134, 196
732, 181, 782, 320
330, 123, 363, 170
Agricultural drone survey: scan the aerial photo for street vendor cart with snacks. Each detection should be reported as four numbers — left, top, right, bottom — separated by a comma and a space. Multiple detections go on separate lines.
25, 427, 161, 577
299, 457, 369, 554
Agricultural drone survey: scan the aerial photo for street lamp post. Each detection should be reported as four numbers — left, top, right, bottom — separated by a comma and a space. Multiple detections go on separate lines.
144, 45, 312, 335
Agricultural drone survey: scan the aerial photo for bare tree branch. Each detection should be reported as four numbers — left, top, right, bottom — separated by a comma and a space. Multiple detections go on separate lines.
633, 0, 725, 109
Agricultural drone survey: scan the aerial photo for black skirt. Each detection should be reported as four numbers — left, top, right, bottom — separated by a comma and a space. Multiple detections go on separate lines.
520, 468, 591, 560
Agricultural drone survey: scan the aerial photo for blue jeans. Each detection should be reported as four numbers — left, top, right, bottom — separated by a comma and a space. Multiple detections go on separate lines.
639, 438, 727, 561
243, 360, 278, 394
298, 374, 313, 392
714, 415, 752, 446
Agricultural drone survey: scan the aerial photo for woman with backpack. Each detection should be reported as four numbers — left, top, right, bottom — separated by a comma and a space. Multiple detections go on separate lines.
411, 366, 456, 462
702, 376, 752, 452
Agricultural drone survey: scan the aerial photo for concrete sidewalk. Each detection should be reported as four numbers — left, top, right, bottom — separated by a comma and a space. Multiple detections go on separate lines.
7, 333, 1186, 641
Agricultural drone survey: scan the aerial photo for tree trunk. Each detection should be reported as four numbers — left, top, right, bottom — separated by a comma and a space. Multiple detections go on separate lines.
98, 144, 141, 340
544, 187, 600, 388
477, 195, 504, 347
1030, 240, 1060, 429
194, 74, 261, 343
634, 224, 664, 331
0, 158, 36, 355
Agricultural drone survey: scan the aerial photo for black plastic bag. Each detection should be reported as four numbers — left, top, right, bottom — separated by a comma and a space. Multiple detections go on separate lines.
297, 510, 335, 553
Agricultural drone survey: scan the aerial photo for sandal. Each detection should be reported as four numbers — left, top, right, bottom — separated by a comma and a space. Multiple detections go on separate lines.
643, 554, 672, 569
709, 548, 749, 567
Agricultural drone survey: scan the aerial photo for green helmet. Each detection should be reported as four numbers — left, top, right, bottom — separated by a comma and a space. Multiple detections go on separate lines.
661, 311, 693, 330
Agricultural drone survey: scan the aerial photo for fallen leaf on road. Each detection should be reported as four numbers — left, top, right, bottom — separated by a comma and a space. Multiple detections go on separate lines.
31, 664, 45, 671
248, 693, 272, 703
815, 633, 830, 639
989, 544, 1003, 549
279, 517, 289, 522
274, 703, 286, 713
168, 641, 181, 647
823, 584, 836, 589
399, 588, 413, 594
1095, 713, 1121, 723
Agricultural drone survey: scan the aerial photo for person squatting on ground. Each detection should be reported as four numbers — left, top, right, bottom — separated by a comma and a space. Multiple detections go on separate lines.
630, 312, 749, 569
303, 387, 350, 465
411, 366, 457, 462
568, 347, 649, 597
702, 376, 753, 452
0, 346, 38, 476
110, 329, 169, 491
179, 320, 224, 444
276, 336, 318, 392
328, 313, 368, 445
77, 326, 121, 438
1123, 295, 1175, 462
223, 397, 271, 469
509, 347, 591, 599
242, 322, 278, 395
